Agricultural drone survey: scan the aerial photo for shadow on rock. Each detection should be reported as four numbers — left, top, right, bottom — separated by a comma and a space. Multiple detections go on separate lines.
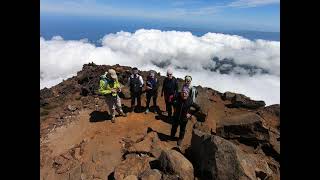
156, 131, 177, 142
148, 106, 160, 114
155, 114, 172, 124
107, 171, 115, 180
193, 111, 207, 122
149, 159, 162, 170
89, 111, 111, 122
121, 104, 131, 114
118, 92, 131, 100
134, 106, 146, 113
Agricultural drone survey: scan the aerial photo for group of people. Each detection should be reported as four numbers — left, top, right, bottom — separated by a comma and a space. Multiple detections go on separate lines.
98, 67, 200, 146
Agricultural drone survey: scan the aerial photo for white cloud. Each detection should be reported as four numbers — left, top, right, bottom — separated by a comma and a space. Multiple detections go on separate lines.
40, 29, 280, 105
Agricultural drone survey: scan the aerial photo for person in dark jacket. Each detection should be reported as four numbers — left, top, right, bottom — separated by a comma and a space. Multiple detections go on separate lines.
170, 88, 200, 146
161, 68, 179, 119
145, 71, 159, 114
127, 67, 144, 112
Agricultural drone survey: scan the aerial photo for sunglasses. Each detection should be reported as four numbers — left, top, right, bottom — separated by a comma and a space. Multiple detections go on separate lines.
167, 74, 172, 76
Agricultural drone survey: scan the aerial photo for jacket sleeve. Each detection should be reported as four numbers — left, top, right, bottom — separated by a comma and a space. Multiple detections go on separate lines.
191, 87, 197, 102
175, 79, 179, 93
190, 102, 200, 115
99, 80, 111, 95
154, 78, 160, 90
115, 81, 121, 89
139, 75, 144, 87
161, 78, 166, 94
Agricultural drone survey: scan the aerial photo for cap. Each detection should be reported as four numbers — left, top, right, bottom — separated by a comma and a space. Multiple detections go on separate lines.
149, 71, 155, 77
185, 75, 192, 82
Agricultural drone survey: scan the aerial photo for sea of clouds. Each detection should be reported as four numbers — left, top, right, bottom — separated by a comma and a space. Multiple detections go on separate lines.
40, 29, 280, 105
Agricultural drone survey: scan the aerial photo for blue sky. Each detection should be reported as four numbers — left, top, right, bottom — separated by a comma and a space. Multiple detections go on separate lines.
40, 0, 280, 32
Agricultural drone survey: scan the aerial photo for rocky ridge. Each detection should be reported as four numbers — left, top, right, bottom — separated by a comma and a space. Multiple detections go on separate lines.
40, 63, 280, 180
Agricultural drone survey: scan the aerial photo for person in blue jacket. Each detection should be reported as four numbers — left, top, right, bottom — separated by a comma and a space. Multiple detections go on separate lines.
145, 71, 159, 114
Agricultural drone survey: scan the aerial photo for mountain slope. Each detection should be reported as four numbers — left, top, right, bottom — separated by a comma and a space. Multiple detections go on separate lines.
40, 63, 280, 180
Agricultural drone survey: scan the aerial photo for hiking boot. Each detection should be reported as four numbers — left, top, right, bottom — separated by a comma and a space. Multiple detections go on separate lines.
153, 106, 158, 113
122, 112, 127, 117
145, 108, 149, 114
111, 116, 116, 123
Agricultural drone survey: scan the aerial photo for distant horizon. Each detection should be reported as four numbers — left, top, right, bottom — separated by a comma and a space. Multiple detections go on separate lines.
41, 0, 279, 32
40, 15, 280, 43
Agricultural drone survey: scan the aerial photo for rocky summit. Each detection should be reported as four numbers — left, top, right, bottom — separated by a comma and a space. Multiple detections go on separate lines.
40, 63, 280, 180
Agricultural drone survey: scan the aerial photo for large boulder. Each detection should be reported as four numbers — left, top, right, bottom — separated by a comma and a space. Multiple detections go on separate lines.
217, 112, 280, 162
231, 94, 266, 109
159, 149, 194, 180
127, 132, 160, 153
193, 121, 212, 134
217, 113, 270, 145
126, 131, 171, 159
222, 92, 265, 109
221, 91, 236, 101
191, 129, 278, 180
114, 155, 151, 180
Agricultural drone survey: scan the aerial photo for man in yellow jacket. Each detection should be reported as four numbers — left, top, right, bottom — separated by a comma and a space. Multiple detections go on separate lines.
99, 69, 127, 123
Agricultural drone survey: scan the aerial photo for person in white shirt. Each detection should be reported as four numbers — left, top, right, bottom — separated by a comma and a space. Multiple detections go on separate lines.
127, 67, 144, 112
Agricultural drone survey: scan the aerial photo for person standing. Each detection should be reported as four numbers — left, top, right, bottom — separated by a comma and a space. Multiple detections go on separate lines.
128, 67, 144, 112
99, 69, 127, 123
170, 88, 200, 146
181, 75, 198, 103
161, 68, 178, 119
145, 71, 159, 114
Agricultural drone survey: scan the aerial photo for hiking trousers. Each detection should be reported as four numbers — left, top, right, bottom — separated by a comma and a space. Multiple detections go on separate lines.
146, 92, 157, 109
164, 93, 174, 118
131, 91, 142, 108
170, 117, 188, 140
106, 95, 124, 117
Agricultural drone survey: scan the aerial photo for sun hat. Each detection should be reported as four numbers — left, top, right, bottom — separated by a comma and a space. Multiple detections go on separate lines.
108, 69, 117, 79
